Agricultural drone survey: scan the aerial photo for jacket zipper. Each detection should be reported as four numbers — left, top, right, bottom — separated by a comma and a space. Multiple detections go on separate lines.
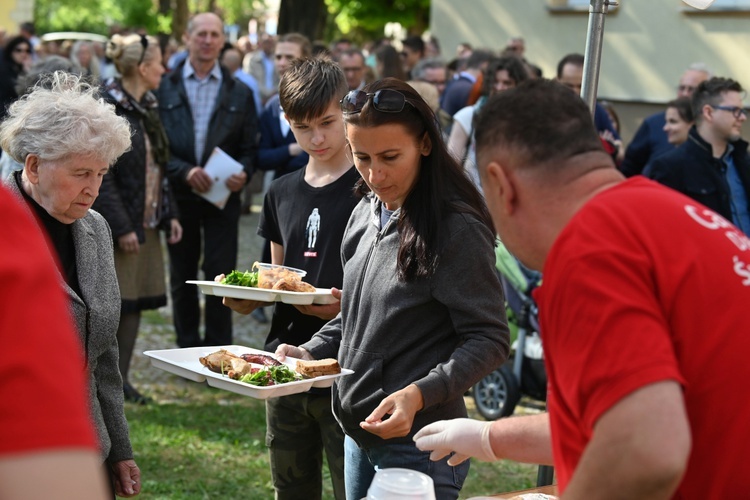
350, 215, 395, 339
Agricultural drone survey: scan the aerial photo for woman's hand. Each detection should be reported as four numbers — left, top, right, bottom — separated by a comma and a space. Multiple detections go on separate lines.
117, 232, 140, 254
293, 288, 342, 319
168, 219, 183, 244
360, 384, 424, 440
275, 343, 314, 361
110, 459, 141, 497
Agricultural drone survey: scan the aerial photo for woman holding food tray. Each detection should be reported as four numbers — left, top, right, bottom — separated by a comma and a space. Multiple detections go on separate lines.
276, 78, 510, 500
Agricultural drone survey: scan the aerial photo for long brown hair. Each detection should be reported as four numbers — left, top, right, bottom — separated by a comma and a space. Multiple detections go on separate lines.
345, 78, 495, 281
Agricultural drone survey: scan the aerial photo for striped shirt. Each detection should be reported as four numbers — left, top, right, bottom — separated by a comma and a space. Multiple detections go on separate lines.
182, 60, 223, 164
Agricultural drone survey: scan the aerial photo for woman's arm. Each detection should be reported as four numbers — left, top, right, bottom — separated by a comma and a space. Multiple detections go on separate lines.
0, 451, 110, 499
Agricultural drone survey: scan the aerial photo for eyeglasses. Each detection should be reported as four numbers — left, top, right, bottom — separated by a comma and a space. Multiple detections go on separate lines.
340, 89, 408, 115
137, 34, 148, 66
711, 105, 748, 119
677, 85, 696, 94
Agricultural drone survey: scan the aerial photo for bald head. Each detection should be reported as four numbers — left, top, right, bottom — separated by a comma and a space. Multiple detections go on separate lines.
187, 12, 224, 34
185, 12, 225, 70
678, 68, 710, 98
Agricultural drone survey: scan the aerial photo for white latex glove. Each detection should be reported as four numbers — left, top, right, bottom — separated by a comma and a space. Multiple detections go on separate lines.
413, 418, 497, 466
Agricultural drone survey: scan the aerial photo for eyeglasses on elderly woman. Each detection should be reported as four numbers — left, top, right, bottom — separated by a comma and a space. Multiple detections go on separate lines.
340, 89, 411, 115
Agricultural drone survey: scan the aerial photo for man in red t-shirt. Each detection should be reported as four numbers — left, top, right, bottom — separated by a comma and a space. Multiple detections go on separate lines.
414, 79, 750, 498
0, 185, 109, 498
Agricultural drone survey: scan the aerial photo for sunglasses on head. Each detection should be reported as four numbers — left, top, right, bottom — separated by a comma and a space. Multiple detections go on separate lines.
340, 89, 409, 115
137, 34, 149, 66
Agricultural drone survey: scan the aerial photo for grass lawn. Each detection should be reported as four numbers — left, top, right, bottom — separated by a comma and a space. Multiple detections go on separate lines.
125, 311, 540, 499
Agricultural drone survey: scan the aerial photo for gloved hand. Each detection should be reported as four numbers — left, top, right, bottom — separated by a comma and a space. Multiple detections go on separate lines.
413, 418, 497, 466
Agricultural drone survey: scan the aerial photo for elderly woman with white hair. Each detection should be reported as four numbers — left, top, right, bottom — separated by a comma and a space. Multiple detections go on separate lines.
0, 71, 141, 498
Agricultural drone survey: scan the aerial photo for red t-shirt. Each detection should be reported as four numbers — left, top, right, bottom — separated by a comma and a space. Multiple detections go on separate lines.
0, 186, 97, 455
535, 177, 750, 498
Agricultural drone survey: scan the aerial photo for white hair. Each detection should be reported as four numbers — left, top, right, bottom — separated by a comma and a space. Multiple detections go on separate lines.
0, 71, 132, 166
688, 62, 713, 79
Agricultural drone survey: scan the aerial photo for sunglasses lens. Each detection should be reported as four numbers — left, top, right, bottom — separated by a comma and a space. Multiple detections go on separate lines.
341, 90, 369, 114
372, 90, 405, 113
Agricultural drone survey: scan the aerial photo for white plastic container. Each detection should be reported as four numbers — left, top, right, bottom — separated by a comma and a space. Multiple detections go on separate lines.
365, 468, 436, 500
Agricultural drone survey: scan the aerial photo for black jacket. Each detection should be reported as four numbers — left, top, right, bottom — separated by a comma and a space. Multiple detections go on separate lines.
93, 87, 178, 243
156, 62, 258, 202
648, 126, 750, 222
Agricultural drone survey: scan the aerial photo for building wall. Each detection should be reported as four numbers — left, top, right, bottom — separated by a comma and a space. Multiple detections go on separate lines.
1, 0, 34, 35
431, 0, 750, 141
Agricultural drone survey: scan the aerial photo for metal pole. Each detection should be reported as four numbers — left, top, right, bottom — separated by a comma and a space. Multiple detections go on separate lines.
580, 0, 615, 116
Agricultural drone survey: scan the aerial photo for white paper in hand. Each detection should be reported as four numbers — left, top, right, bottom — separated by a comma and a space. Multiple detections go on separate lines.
196, 147, 243, 209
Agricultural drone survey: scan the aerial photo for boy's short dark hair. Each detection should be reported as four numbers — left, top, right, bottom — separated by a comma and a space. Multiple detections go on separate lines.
475, 79, 604, 171
691, 77, 743, 124
279, 56, 348, 123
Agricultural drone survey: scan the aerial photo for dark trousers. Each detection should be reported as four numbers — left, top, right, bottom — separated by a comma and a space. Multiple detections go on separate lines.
168, 196, 240, 347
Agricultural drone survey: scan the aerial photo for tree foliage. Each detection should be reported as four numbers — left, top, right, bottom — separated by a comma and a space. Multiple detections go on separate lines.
33, 0, 430, 45
277, 0, 329, 41
324, 0, 430, 41
34, 0, 267, 39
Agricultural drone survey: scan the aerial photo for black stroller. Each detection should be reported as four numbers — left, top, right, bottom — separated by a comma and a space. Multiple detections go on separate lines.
472, 244, 547, 420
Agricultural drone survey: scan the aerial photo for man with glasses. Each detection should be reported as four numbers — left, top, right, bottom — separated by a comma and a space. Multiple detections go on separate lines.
411, 58, 448, 97
337, 48, 367, 91
648, 77, 750, 235
620, 63, 711, 177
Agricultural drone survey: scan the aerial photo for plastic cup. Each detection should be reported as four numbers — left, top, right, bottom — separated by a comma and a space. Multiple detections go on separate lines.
253, 262, 307, 289
365, 468, 436, 500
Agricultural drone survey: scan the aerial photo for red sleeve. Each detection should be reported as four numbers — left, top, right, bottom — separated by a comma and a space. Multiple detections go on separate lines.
541, 215, 685, 435
0, 187, 98, 455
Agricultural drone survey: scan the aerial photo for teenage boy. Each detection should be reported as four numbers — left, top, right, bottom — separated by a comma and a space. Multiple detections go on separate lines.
223, 57, 357, 500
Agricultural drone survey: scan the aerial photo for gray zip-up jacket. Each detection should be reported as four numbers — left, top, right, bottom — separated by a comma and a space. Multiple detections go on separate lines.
303, 195, 510, 448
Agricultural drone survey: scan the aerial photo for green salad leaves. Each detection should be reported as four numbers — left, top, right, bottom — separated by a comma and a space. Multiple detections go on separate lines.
222, 270, 259, 287
238, 365, 302, 386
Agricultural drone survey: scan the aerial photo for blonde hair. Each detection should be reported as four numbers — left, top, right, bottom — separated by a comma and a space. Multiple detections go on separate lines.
0, 71, 132, 166
106, 34, 160, 77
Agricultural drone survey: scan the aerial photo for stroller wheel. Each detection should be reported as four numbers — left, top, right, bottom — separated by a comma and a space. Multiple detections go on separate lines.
472, 363, 521, 420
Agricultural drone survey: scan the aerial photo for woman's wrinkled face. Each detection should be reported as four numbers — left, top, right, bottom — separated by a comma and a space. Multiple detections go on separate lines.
28, 155, 109, 224
347, 122, 430, 211
663, 107, 691, 146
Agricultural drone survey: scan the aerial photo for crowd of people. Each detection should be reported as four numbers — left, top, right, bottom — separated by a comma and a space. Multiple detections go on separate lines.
1, 12, 749, 500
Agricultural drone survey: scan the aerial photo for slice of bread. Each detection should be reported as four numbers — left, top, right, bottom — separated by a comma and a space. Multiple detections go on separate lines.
296, 358, 341, 378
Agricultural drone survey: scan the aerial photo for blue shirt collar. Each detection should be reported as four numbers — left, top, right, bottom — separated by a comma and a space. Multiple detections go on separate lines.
183, 59, 222, 81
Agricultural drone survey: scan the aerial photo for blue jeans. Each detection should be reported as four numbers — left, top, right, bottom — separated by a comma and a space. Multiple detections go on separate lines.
344, 435, 469, 500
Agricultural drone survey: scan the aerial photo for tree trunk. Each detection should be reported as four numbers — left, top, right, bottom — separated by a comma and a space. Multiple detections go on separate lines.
158, 0, 172, 48
277, 0, 327, 41
173, 0, 189, 43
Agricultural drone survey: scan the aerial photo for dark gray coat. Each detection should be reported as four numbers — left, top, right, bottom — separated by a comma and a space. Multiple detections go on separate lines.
6, 175, 133, 463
